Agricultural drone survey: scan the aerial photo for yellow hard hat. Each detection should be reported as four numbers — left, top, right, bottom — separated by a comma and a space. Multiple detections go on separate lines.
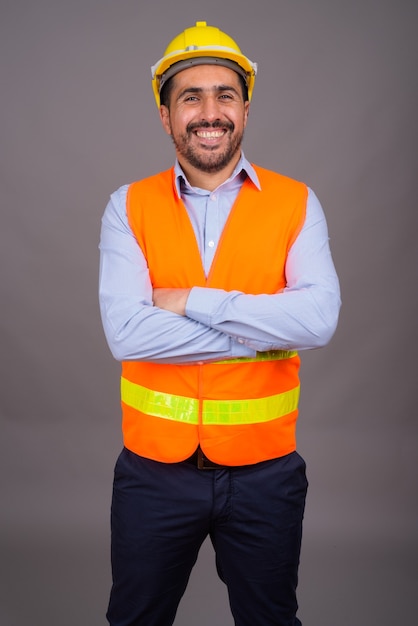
151, 21, 257, 108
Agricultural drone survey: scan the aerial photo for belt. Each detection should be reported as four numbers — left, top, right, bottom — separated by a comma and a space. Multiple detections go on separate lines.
185, 447, 228, 470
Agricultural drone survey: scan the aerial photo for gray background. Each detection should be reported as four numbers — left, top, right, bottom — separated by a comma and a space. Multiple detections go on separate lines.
1, 0, 417, 624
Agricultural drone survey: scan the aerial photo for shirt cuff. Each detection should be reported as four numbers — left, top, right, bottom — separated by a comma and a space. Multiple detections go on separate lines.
186, 286, 224, 325
186, 287, 256, 359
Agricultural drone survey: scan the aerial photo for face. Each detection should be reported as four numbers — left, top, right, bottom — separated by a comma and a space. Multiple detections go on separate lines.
159, 64, 250, 177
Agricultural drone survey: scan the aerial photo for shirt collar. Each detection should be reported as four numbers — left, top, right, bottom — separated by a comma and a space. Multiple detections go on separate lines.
173, 152, 261, 198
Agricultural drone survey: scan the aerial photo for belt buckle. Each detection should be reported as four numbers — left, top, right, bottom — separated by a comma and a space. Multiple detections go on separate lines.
197, 447, 218, 470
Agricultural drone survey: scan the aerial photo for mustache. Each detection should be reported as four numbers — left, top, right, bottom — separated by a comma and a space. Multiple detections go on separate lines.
186, 120, 235, 133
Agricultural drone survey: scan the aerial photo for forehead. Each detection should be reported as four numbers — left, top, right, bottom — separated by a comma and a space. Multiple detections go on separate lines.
171, 64, 242, 92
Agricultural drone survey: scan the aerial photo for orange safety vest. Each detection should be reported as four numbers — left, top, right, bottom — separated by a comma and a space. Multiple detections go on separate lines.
121, 165, 307, 465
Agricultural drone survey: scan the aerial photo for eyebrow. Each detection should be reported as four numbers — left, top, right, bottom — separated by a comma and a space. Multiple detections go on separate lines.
176, 84, 241, 101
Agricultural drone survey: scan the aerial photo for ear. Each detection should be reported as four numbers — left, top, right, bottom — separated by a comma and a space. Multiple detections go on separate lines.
243, 101, 250, 128
159, 105, 172, 135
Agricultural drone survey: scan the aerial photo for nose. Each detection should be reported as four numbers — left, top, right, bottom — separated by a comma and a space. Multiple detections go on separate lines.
200, 95, 221, 122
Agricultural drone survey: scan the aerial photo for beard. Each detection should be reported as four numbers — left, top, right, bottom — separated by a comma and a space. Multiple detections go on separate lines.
171, 120, 244, 174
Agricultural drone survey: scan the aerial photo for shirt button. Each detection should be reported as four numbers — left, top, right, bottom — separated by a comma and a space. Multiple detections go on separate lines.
208, 240, 215, 248
238, 338, 244, 344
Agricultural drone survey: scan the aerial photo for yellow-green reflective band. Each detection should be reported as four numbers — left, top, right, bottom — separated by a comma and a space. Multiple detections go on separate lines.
121, 377, 199, 424
215, 349, 298, 365
203, 386, 300, 425
121, 377, 300, 426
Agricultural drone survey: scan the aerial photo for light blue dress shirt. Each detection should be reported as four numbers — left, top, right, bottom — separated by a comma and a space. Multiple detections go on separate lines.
99, 153, 341, 363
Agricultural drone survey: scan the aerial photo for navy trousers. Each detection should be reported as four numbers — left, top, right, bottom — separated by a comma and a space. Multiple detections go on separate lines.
107, 447, 308, 626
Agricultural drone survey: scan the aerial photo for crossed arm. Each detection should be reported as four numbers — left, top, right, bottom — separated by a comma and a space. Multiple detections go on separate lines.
99, 185, 341, 363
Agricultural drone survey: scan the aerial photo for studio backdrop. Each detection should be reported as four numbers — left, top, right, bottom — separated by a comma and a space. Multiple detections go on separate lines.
1, 1, 417, 625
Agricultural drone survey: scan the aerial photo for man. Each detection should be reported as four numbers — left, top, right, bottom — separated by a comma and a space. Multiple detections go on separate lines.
99, 21, 341, 626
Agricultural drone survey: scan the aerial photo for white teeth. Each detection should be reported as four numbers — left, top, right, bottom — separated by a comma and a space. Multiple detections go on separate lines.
196, 130, 224, 138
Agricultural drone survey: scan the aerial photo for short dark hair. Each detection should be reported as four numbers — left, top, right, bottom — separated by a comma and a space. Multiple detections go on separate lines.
160, 77, 174, 108
159, 73, 249, 109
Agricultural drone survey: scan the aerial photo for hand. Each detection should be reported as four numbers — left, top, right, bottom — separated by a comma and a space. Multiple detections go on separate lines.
153, 288, 191, 316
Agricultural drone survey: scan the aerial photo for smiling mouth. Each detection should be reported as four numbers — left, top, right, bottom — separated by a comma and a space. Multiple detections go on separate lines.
195, 129, 225, 138
187, 120, 234, 138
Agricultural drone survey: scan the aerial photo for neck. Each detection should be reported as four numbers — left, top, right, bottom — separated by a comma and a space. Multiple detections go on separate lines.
178, 152, 241, 192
